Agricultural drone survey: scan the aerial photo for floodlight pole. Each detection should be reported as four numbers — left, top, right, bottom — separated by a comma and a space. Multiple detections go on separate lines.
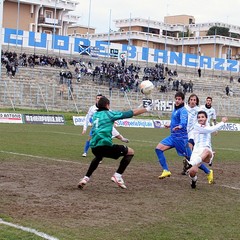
16, 0, 20, 48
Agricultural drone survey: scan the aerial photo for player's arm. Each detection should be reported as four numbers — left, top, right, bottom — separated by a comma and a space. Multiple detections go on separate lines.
133, 107, 149, 116
108, 106, 150, 123
195, 117, 227, 134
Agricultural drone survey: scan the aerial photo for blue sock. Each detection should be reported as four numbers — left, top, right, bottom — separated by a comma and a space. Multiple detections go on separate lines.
155, 148, 168, 171
199, 163, 210, 174
84, 140, 90, 153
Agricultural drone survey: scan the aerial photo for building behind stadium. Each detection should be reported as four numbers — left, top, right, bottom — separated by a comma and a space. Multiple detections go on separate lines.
2, 0, 240, 60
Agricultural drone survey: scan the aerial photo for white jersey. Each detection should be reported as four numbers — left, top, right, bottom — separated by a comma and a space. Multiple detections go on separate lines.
83, 104, 98, 132
185, 105, 200, 139
192, 122, 224, 150
199, 105, 216, 125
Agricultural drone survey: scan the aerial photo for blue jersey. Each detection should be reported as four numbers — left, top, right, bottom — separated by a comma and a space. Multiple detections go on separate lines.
170, 105, 188, 139
160, 105, 191, 159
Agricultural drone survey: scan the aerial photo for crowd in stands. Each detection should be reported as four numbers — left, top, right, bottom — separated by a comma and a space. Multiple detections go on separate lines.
2, 50, 239, 97
1, 50, 69, 78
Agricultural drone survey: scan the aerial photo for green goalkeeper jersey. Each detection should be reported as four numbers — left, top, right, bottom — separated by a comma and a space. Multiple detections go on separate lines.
90, 109, 133, 148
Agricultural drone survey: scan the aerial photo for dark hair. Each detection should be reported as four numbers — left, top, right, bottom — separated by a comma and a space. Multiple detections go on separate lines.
96, 94, 103, 97
188, 94, 199, 106
206, 96, 212, 101
175, 91, 185, 100
97, 96, 110, 109
197, 110, 208, 118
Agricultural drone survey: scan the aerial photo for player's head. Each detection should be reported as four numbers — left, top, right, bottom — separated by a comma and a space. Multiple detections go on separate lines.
197, 110, 208, 125
205, 96, 212, 107
175, 91, 185, 106
188, 94, 199, 107
97, 96, 110, 110
95, 94, 103, 104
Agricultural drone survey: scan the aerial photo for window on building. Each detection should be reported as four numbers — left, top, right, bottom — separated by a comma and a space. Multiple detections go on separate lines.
45, 10, 53, 18
189, 18, 193, 24
190, 47, 195, 54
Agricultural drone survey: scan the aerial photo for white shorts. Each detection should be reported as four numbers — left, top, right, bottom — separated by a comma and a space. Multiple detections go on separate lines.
111, 127, 120, 138
189, 147, 214, 166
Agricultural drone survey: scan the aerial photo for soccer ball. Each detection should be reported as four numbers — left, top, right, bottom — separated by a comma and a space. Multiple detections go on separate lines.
140, 80, 154, 95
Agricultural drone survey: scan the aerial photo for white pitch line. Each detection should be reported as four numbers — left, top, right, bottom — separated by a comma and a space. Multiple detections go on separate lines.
0, 218, 59, 240
0, 150, 81, 165
48, 131, 240, 151
221, 185, 240, 190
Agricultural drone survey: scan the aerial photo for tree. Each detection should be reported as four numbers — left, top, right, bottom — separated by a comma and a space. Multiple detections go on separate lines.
207, 26, 229, 36
207, 26, 240, 38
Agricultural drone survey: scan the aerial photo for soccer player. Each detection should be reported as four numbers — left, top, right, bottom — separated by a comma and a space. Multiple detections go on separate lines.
188, 111, 228, 188
78, 96, 152, 189
200, 96, 217, 126
200, 96, 217, 166
82, 94, 129, 157
182, 94, 213, 184
155, 91, 192, 179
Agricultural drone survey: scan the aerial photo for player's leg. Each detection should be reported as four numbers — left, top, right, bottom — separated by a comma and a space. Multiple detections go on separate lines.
200, 149, 214, 184
82, 129, 93, 157
188, 148, 214, 187
187, 148, 203, 189
188, 165, 198, 189
78, 152, 103, 189
181, 139, 194, 175
110, 145, 133, 189
112, 127, 129, 143
155, 136, 173, 179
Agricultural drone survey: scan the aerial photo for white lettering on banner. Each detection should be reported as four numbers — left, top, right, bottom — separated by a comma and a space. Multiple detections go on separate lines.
155, 100, 173, 111
73, 116, 91, 126
73, 116, 240, 131
0, 112, 23, 123
116, 119, 154, 128
220, 123, 240, 131
3, 28, 240, 73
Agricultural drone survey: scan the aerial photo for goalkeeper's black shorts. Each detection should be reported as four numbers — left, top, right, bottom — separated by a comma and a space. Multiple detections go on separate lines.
92, 144, 128, 159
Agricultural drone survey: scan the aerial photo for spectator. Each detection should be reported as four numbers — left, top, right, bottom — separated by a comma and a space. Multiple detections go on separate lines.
230, 76, 233, 83
11, 64, 16, 77
175, 79, 179, 91
188, 80, 193, 93
198, 68, 201, 77
225, 85, 230, 96
183, 82, 188, 95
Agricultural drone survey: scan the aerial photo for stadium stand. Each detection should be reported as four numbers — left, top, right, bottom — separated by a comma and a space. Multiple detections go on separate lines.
1, 46, 240, 117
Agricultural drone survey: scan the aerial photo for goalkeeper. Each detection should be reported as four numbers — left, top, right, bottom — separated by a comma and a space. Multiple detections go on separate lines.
81, 94, 129, 157
78, 96, 152, 189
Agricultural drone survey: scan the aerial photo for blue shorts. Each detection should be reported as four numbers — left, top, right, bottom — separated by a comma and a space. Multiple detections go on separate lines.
89, 127, 93, 137
161, 135, 191, 159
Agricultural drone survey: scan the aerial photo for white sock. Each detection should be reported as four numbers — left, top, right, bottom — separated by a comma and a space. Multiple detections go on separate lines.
114, 172, 122, 178
190, 175, 197, 182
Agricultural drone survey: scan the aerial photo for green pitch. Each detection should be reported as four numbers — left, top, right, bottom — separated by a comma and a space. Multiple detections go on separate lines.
0, 122, 239, 240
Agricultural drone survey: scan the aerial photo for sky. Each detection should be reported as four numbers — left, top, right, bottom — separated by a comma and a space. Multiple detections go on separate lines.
74, 0, 240, 33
